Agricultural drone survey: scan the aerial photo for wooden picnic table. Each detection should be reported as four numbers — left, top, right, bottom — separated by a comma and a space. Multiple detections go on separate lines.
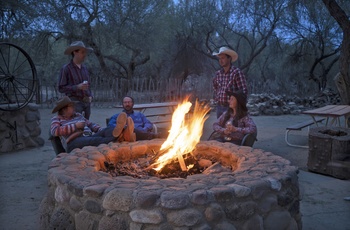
302, 105, 350, 127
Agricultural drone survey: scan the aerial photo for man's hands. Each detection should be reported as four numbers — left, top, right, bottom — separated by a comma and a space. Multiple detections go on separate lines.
75, 121, 85, 129
78, 81, 89, 90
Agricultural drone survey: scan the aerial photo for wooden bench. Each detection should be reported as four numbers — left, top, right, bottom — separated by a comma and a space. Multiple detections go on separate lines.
285, 117, 325, 148
144, 112, 172, 125
144, 112, 172, 118
106, 108, 192, 132
149, 111, 194, 125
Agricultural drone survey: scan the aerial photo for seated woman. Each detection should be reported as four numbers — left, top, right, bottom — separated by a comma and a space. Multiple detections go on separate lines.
51, 96, 135, 153
212, 90, 257, 145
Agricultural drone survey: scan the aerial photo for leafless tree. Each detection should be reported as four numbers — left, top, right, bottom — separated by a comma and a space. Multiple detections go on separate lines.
281, 1, 341, 92
1, 0, 348, 102
321, 0, 350, 104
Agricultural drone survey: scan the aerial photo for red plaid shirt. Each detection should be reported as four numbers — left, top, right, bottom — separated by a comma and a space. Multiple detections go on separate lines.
213, 65, 247, 105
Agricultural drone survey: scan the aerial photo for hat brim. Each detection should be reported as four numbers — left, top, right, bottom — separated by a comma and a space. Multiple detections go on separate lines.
213, 50, 238, 62
64, 46, 94, 55
52, 102, 76, 113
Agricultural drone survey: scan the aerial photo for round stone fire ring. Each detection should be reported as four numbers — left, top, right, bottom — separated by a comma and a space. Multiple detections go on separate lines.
39, 139, 301, 229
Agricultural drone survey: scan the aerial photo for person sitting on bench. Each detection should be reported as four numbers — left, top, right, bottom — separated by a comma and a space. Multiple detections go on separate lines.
108, 96, 159, 140
212, 90, 257, 145
51, 96, 135, 153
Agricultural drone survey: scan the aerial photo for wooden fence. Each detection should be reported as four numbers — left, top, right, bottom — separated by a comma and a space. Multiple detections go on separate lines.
37, 76, 213, 108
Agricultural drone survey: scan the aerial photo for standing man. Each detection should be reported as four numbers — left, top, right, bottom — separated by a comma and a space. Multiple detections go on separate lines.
212, 47, 248, 118
108, 96, 159, 140
58, 41, 93, 119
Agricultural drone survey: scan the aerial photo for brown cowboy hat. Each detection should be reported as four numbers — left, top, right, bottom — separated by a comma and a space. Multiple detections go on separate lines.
52, 96, 76, 113
212, 47, 238, 62
64, 41, 93, 55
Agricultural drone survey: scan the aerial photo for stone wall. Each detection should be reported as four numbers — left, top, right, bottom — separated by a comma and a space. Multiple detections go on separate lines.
0, 103, 45, 153
308, 127, 350, 179
39, 140, 301, 230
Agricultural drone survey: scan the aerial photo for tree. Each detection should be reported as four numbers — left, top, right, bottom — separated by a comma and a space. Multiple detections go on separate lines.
281, 1, 341, 92
321, 0, 350, 104
203, 0, 287, 94
1, 0, 348, 103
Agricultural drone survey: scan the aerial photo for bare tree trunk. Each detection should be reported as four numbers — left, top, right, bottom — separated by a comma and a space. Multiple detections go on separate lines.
334, 73, 349, 104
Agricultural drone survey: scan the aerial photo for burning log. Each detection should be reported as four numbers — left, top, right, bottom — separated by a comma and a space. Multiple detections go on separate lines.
149, 98, 211, 172
103, 152, 216, 179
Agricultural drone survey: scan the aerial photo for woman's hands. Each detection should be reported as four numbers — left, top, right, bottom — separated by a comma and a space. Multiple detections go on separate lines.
223, 125, 239, 135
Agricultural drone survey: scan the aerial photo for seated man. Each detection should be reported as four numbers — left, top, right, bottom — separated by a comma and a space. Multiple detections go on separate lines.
108, 96, 159, 140
51, 96, 135, 153
212, 90, 257, 145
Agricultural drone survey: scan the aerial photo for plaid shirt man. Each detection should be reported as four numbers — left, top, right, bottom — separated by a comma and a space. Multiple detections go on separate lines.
213, 65, 247, 106
58, 60, 92, 100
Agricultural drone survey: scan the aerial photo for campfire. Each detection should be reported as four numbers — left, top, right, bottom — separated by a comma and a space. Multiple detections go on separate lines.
104, 98, 212, 178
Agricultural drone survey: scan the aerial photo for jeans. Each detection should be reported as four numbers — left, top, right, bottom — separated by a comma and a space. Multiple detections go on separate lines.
135, 128, 158, 140
74, 101, 91, 119
213, 136, 241, 145
67, 126, 116, 152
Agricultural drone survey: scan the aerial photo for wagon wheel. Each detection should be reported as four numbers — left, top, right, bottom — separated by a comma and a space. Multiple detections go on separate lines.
0, 42, 37, 111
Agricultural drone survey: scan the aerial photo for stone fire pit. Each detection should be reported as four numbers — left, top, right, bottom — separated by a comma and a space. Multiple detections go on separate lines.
39, 140, 301, 229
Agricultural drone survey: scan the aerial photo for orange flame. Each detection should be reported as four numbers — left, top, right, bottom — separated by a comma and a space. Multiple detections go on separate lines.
152, 98, 211, 171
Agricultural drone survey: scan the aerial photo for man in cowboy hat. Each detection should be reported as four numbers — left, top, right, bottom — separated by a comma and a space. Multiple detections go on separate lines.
212, 46, 248, 118
58, 41, 94, 119
50, 96, 136, 153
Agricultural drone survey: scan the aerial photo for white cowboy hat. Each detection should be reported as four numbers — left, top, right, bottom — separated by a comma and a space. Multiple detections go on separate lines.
212, 47, 238, 62
64, 41, 93, 55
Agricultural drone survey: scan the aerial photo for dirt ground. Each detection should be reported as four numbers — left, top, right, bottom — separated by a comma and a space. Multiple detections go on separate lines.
0, 107, 349, 230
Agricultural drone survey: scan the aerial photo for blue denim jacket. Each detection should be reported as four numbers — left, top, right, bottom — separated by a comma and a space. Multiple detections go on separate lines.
108, 110, 153, 132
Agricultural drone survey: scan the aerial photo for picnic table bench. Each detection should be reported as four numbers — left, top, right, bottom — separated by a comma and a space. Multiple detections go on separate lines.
285, 117, 325, 148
